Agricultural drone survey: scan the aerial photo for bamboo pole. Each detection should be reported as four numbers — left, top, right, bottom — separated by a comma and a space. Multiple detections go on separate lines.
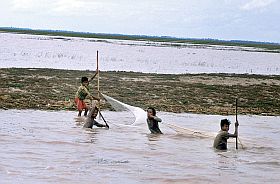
235, 98, 238, 149
96, 50, 109, 128
97, 50, 99, 102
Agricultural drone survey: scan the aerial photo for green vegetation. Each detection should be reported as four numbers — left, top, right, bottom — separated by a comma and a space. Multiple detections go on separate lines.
1, 68, 279, 116
1, 27, 280, 52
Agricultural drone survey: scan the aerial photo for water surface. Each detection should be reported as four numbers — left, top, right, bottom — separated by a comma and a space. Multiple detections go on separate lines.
0, 110, 279, 183
1, 33, 279, 75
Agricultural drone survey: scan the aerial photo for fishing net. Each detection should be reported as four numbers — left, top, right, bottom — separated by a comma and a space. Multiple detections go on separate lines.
102, 93, 213, 136
101, 93, 147, 126
101, 93, 130, 112
101, 93, 245, 148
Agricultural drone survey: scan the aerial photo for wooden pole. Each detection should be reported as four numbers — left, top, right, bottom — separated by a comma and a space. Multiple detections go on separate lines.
235, 98, 238, 149
97, 50, 99, 101
96, 51, 109, 128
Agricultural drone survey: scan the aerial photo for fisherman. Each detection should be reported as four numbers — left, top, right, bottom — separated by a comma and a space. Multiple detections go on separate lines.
146, 107, 163, 134
83, 101, 109, 129
74, 70, 100, 116
213, 119, 239, 150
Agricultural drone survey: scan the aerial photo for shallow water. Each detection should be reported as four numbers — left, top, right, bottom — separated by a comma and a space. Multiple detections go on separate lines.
1, 33, 280, 75
0, 109, 279, 184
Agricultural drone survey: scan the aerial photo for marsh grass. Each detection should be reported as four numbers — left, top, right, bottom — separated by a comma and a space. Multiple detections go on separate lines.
0, 68, 279, 115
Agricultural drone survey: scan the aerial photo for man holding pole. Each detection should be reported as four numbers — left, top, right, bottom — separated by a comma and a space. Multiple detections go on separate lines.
74, 71, 100, 117
213, 119, 239, 150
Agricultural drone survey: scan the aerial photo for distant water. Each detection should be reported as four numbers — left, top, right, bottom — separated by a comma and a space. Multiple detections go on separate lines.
1, 109, 279, 184
0, 33, 280, 75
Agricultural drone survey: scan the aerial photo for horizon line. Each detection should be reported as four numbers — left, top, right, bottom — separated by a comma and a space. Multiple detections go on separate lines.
1, 26, 280, 46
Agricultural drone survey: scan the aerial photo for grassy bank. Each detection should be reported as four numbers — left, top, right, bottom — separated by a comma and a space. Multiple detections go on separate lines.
0, 68, 279, 116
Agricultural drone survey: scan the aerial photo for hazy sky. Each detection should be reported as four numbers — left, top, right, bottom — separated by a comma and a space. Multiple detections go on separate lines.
0, 0, 280, 43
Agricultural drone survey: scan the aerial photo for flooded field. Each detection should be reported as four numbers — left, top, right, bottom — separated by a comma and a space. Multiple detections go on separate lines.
0, 109, 279, 183
1, 33, 280, 75
1, 32, 279, 183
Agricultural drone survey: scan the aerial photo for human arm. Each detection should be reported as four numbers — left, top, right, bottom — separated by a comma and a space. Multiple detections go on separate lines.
91, 95, 100, 101
89, 69, 99, 82
80, 86, 100, 101
228, 121, 239, 138
148, 114, 162, 122
154, 116, 162, 122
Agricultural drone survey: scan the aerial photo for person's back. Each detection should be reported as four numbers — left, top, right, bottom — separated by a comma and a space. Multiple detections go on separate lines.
83, 105, 107, 128
213, 130, 229, 150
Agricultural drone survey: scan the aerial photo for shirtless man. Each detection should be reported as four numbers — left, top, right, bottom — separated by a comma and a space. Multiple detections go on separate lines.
83, 102, 109, 129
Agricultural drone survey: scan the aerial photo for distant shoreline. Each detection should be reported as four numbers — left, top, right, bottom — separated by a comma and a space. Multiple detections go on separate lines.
1, 27, 280, 53
1, 68, 279, 116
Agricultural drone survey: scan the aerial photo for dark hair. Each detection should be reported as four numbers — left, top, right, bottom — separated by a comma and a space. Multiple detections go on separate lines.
147, 107, 156, 116
90, 107, 99, 118
94, 106, 99, 112
81, 77, 89, 83
220, 119, 230, 128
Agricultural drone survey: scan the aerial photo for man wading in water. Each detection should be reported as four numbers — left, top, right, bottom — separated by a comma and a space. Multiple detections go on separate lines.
146, 107, 162, 134
213, 119, 239, 150
83, 101, 109, 129
74, 70, 100, 117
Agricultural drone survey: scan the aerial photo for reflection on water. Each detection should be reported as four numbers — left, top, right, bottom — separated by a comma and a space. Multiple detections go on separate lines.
0, 110, 279, 183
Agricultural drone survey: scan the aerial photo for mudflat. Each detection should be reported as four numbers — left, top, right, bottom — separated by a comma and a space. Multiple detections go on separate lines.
0, 68, 279, 115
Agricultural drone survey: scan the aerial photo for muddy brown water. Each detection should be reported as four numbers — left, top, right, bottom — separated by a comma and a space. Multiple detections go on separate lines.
0, 109, 279, 184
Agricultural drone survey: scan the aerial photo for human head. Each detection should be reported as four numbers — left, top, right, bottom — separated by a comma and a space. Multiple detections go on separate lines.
81, 77, 89, 86
147, 107, 156, 116
81, 77, 89, 83
220, 119, 231, 131
91, 107, 99, 118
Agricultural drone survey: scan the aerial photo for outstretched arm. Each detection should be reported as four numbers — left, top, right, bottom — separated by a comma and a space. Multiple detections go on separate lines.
91, 95, 100, 101
89, 69, 99, 82
152, 116, 162, 122
154, 116, 162, 122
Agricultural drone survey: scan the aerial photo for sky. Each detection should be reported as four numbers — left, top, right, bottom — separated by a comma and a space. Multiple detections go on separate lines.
0, 0, 280, 43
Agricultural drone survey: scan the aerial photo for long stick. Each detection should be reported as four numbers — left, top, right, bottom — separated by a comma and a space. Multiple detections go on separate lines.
235, 98, 238, 149
99, 111, 109, 128
97, 50, 100, 104
96, 50, 101, 115
96, 51, 109, 129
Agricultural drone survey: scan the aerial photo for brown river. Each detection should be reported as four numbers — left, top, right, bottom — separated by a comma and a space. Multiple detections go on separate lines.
1, 108, 279, 184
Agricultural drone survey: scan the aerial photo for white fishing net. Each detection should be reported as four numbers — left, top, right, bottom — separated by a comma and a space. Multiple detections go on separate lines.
101, 93, 245, 148
101, 93, 146, 126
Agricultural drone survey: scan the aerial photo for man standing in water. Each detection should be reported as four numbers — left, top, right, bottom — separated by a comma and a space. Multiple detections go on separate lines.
213, 119, 239, 150
83, 102, 109, 129
147, 107, 162, 134
74, 71, 100, 117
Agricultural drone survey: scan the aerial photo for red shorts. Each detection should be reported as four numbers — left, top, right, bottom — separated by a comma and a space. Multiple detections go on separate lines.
74, 97, 88, 111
